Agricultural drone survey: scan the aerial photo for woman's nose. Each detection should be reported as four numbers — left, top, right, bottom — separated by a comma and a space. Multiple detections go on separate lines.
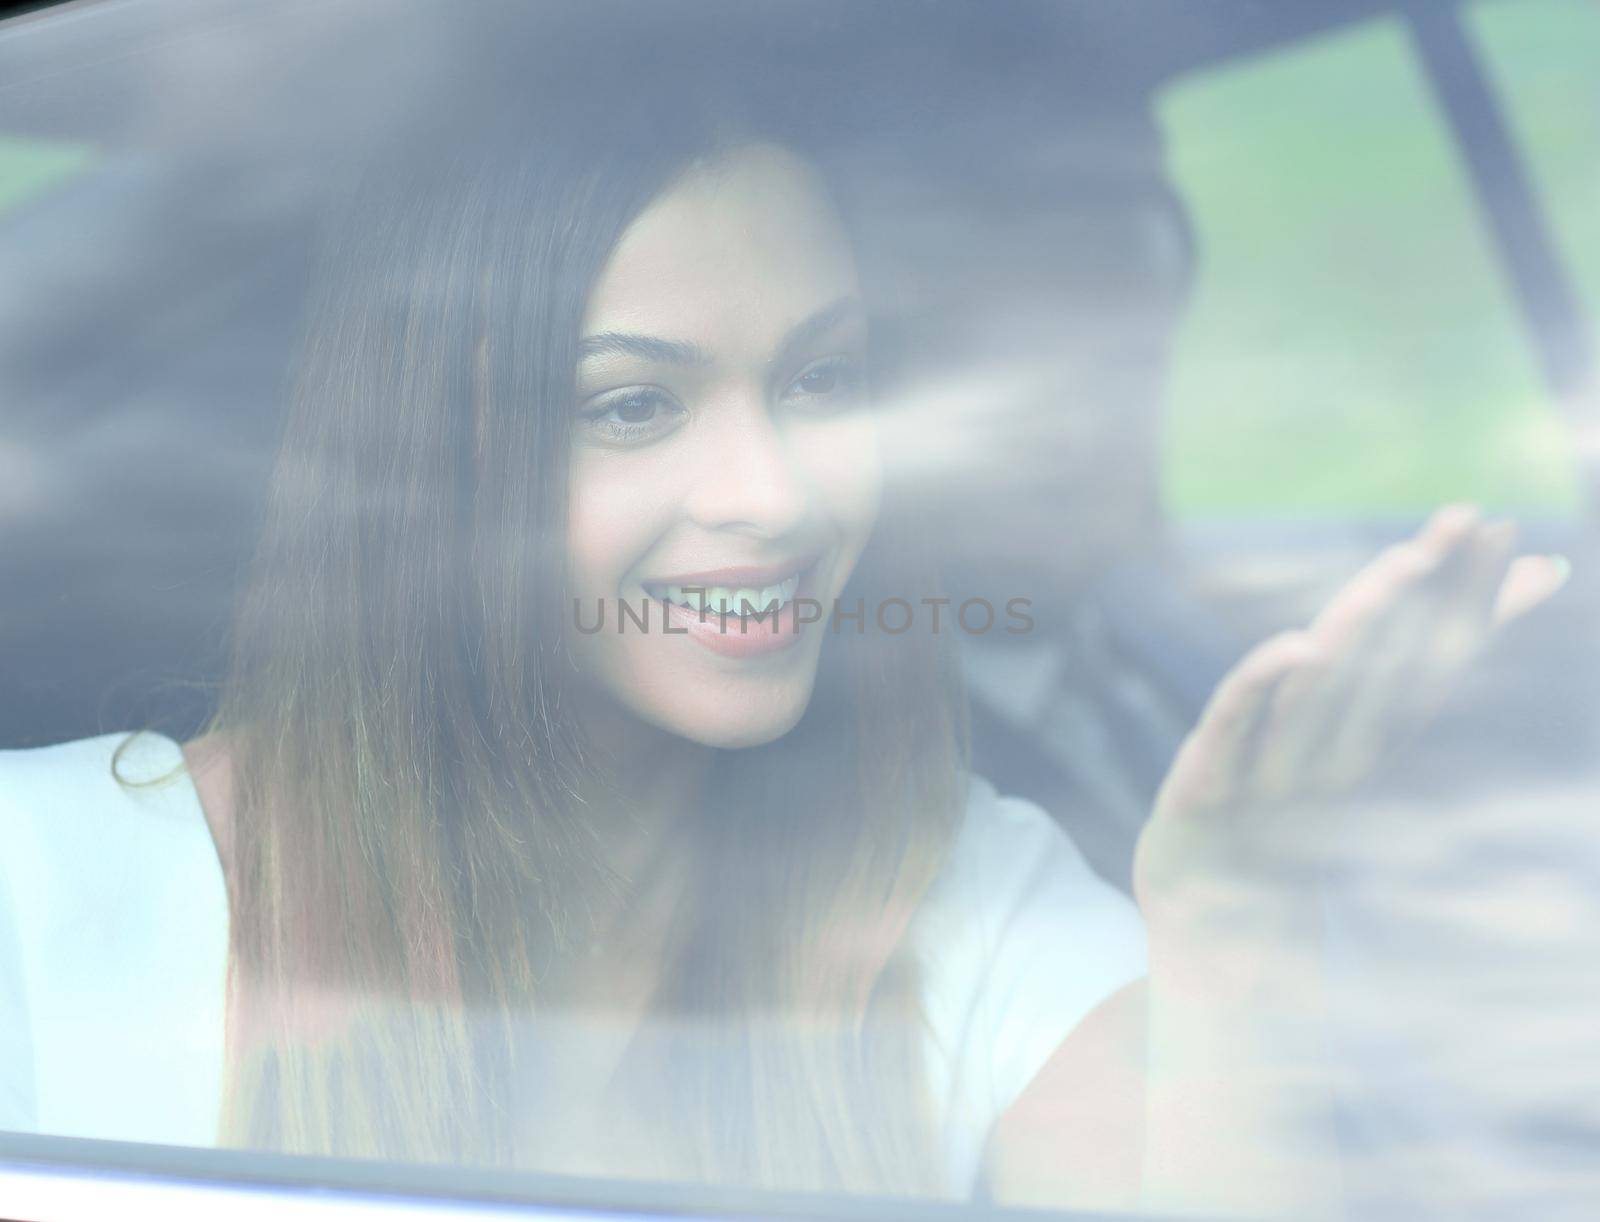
682, 396, 810, 538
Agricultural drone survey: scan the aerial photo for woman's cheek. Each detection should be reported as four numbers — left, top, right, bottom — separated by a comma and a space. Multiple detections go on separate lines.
565, 454, 672, 599
794, 414, 883, 539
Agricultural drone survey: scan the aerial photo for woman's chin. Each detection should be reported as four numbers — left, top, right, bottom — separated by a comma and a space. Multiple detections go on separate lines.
636, 687, 812, 751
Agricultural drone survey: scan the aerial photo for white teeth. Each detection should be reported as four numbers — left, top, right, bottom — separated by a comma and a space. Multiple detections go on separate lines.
654, 573, 803, 615
751, 578, 797, 611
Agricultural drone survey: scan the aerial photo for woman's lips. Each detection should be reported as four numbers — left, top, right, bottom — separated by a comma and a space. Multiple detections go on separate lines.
647, 553, 822, 589
645, 562, 821, 659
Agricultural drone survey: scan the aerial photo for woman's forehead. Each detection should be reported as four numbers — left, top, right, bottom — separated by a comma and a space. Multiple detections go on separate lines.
580, 142, 859, 363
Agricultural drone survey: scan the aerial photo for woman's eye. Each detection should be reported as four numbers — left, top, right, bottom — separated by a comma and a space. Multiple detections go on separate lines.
577, 388, 685, 445
797, 364, 840, 394
783, 355, 864, 411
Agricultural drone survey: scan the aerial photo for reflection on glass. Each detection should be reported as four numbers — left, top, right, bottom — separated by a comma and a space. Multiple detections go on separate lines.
0, 1, 1596, 1217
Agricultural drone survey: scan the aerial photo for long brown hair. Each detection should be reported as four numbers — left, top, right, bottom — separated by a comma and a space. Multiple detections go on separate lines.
206, 57, 968, 1195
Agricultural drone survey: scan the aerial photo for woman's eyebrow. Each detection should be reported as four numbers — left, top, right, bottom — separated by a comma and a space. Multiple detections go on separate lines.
576, 296, 865, 370
769, 296, 866, 373
577, 332, 711, 366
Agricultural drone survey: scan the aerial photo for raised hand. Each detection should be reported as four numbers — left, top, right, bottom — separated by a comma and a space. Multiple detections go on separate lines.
1134, 504, 1569, 959
1126, 509, 1568, 1214
1149, 505, 1564, 823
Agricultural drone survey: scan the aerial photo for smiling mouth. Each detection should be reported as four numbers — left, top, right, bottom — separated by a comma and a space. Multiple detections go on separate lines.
641, 568, 808, 618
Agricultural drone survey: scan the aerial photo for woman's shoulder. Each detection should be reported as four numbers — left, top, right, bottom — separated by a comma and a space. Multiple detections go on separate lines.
914, 772, 1148, 1194
0, 730, 224, 940
0, 731, 229, 1142
0, 731, 208, 857
1, 727, 188, 789
919, 772, 1146, 960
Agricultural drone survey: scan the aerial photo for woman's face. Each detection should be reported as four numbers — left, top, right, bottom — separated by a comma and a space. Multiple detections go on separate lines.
566, 142, 881, 750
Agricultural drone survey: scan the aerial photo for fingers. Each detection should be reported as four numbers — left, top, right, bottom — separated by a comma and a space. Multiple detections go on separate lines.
1436, 517, 1517, 652
1315, 518, 1510, 786
1157, 504, 1572, 824
1494, 553, 1571, 625
1251, 510, 1479, 799
1154, 630, 1316, 819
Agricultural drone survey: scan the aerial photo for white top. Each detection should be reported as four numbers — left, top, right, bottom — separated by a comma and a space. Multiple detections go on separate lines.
0, 732, 1146, 1196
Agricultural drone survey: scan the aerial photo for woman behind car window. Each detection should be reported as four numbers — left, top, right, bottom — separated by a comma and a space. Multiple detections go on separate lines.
0, 9, 1567, 1214
201, 101, 971, 1189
